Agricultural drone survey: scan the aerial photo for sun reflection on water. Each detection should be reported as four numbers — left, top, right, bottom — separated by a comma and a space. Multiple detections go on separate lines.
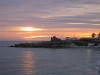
86, 49, 92, 61
23, 51, 36, 75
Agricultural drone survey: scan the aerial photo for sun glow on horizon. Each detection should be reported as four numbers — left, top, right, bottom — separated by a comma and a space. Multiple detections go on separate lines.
20, 27, 43, 32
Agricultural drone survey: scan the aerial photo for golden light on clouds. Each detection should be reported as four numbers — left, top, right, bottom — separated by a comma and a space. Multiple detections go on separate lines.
0, 27, 99, 40
65, 22, 87, 25
24, 35, 49, 39
91, 24, 100, 26
78, 33, 92, 38
91, 19, 100, 21
20, 27, 43, 32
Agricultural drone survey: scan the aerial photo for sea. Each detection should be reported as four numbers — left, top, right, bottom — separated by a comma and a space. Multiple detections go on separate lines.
0, 41, 100, 75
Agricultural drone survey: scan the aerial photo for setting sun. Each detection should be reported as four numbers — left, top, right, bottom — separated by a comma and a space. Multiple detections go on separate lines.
20, 27, 43, 32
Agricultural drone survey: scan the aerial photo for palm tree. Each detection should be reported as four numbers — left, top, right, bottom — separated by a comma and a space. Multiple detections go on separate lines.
92, 33, 96, 38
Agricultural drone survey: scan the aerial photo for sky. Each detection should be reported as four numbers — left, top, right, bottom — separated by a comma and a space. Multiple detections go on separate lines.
0, 0, 100, 41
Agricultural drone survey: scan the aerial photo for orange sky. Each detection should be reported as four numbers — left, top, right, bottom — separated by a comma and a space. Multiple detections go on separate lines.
0, 26, 99, 41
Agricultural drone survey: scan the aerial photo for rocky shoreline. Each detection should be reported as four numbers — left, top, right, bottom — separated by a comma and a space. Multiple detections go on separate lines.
9, 41, 71, 48
10, 36, 100, 48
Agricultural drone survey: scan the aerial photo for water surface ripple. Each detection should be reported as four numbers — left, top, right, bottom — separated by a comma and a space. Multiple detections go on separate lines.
0, 47, 100, 75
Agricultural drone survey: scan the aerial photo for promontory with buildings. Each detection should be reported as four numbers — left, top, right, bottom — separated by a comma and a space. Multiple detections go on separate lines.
10, 33, 100, 48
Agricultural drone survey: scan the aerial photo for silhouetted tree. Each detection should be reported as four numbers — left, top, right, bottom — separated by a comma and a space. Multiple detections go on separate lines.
92, 33, 96, 38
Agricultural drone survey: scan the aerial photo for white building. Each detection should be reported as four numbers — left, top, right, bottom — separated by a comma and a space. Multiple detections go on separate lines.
98, 33, 100, 39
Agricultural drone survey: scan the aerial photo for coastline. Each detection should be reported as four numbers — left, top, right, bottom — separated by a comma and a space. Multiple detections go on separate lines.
9, 42, 100, 48
9, 36, 100, 48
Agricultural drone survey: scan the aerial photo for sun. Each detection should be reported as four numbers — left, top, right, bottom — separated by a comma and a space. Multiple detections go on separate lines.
20, 27, 43, 31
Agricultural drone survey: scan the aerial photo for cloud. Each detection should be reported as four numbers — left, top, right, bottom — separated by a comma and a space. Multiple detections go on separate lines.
0, 0, 100, 29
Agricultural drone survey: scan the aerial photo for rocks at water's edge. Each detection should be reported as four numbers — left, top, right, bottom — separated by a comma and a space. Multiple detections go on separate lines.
10, 36, 100, 48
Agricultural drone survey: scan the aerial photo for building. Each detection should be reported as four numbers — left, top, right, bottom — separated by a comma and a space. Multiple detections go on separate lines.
97, 33, 100, 39
66, 37, 78, 41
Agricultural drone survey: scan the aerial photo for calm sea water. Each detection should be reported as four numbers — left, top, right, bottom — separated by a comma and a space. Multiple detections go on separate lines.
0, 41, 100, 75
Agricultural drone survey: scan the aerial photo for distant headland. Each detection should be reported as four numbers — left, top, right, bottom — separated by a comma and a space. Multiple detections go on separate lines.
10, 33, 100, 48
